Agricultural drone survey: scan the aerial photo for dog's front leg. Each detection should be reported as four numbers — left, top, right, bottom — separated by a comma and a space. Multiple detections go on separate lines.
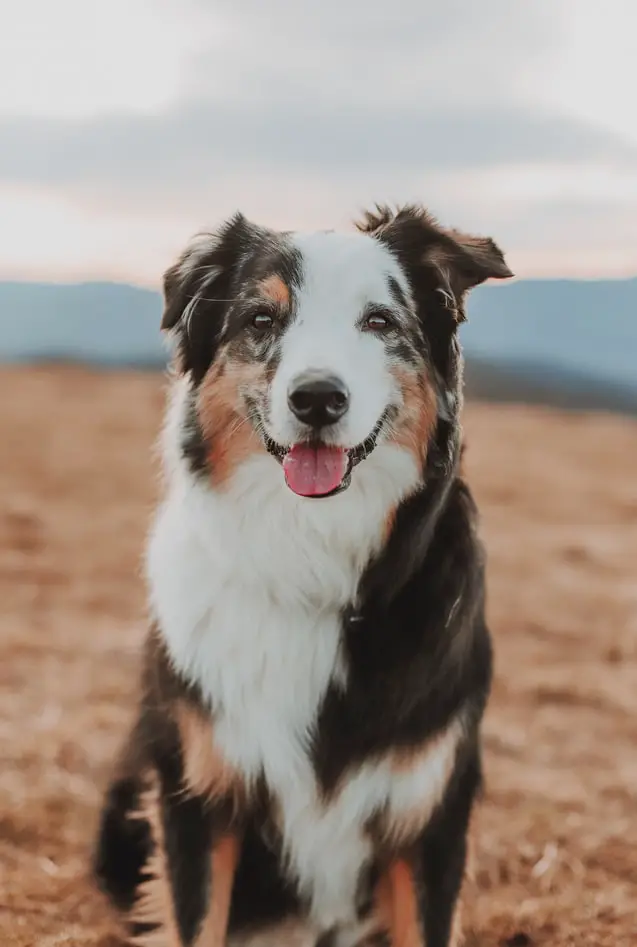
374, 750, 481, 947
130, 765, 241, 947
417, 750, 480, 947
373, 855, 424, 947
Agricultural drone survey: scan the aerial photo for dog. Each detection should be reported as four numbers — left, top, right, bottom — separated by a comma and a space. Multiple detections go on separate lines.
93, 203, 513, 947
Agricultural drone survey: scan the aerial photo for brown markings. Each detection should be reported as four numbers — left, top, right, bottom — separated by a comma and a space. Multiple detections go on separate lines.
175, 700, 241, 804
383, 718, 464, 846
375, 857, 464, 947
257, 274, 290, 308
193, 834, 240, 947
389, 368, 438, 468
375, 859, 424, 947
196, 355, 265, 488
129, 773, 182, 947
373, 723, 467, 946
387, 724, 460, 775
382, 507, 397, 545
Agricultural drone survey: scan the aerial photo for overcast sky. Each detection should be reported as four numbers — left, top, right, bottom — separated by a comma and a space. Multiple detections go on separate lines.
1, 0, 635, 285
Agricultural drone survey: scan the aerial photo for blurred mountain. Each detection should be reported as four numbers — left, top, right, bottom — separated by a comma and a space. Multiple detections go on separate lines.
461, 277, 637, 413
0, 281, 165, 367
0, 277, 635, 412
461, 278, 636, 392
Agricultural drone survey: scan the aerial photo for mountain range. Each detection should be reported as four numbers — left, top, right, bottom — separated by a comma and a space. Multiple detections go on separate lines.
1, 277, 635, 414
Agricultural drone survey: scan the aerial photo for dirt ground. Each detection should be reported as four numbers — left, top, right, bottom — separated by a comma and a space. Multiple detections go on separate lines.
0, 365, 635, 947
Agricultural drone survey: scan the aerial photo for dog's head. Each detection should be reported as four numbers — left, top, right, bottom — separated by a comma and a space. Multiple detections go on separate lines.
162, 205, 512, 498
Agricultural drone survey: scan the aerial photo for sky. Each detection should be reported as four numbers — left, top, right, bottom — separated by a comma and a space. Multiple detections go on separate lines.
0, 0, 636, 286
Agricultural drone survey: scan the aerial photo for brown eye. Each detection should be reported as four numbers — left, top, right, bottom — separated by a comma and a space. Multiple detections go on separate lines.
364, 311, 393, 332
252, 311, 274, 330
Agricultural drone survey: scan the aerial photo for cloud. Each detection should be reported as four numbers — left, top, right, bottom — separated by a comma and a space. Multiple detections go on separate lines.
1, 0, 634, 209
493, 198, 637, 277
166, 1, 567, 120
0, 0, 637, 216
1, 0, 635, 279
1, 103, 634, 202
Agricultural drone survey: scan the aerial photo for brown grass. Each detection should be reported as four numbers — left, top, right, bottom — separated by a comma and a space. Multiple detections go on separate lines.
0, 366, 636, 947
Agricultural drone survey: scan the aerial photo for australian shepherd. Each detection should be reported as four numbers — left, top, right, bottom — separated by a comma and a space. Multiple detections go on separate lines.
93, 204, 513, 947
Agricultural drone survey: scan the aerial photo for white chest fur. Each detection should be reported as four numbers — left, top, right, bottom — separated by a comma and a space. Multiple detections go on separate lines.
146, 445, 462, 929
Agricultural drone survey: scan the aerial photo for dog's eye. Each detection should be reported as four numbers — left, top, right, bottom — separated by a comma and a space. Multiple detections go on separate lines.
252, 311, 274, 330
363, 311, 393, 332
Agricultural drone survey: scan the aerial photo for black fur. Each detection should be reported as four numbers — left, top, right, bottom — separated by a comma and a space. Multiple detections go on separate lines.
163, 215, 304, 479
419, 745, 482, 947
93, 773, 153, 914
162, 214, 303, 385
313, 480, 491, 794
93, 204, 513, 947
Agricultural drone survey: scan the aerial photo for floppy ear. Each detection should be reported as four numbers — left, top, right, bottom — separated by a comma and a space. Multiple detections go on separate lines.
357, 203, 513, 323
429, 228, 513, 313
159, 213, 259, 381
160, 212, 254, 332
161, 245, 222, 333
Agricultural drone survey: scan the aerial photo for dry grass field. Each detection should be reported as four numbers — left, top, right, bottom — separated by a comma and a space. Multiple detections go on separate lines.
1, 366, 636, 946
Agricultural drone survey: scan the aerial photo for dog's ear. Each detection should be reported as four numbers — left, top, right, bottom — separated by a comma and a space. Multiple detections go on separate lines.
357, 203, 513, 322
160, 213, 261, 380
426, 229, 513, 312
161, 212, 253, 332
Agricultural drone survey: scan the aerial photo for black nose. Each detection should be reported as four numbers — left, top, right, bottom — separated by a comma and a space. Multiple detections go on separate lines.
287, 374, 350, 427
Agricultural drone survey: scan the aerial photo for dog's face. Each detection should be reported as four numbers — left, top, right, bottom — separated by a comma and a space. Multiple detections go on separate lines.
162, 205, 512, 498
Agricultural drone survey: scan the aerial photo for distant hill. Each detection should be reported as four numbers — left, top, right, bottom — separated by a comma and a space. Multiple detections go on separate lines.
460, 278, 637, 393
0, 281, 165, 367
0, 277, 635, 413
463, 356, 637, 415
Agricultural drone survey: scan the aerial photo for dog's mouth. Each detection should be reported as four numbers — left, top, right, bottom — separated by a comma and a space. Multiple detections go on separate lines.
282, 443, 350, 497
248, 401, 392, 498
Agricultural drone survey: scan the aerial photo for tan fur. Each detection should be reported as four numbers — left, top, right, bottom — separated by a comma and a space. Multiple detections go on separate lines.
257, 274, 290, 308
374, 826, 468, 947
376, 859, 424, 947
383, 719, 465, 846
129, 773, 182, 947
382, 508, 396, 545
193, 835, 240, 947
175, 700, 242, 803
388, 720, 463, 775
196, 356, 265, 487
389, 369, 438, 467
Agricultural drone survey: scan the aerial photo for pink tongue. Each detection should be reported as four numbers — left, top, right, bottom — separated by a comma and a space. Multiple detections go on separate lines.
283, 444, 348, 497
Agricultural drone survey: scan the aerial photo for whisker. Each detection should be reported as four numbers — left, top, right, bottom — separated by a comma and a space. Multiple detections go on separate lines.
182, 296, 200, 340
188, 296, 244, 304
227, 415, 251, 439
181, 292, 245, 305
